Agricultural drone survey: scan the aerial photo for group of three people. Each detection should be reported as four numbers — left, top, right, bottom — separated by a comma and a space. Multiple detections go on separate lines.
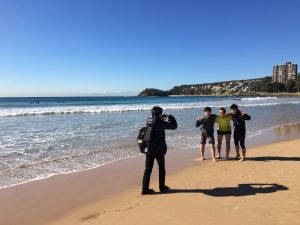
141, 104, 251, 195
196, 104, 251, 162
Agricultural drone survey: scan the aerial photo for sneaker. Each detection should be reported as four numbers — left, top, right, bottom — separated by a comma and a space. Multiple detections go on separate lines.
141, 189, 155, 195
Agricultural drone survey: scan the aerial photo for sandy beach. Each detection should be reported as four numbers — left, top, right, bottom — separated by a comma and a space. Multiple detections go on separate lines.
1, 138, 299, 225
1, 1, 300, 225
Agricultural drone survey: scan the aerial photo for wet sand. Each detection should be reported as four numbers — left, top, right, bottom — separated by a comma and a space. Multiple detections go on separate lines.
0, 150, 198, 225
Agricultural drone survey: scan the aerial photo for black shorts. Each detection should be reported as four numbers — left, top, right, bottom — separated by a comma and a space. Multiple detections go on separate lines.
234, 130, 246, 149
201, 133, 215, 145
217, 130, 232, 135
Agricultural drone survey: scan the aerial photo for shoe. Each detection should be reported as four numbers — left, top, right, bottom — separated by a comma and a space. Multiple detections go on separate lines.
160, 185, 171, 192
141, 189, 155, 195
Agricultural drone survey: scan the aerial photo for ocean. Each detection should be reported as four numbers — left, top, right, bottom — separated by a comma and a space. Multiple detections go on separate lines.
0, 96, 300, 189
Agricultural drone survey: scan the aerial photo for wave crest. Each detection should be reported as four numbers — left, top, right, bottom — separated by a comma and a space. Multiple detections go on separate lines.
1, 98, 299, 117
241, 97, 277, 101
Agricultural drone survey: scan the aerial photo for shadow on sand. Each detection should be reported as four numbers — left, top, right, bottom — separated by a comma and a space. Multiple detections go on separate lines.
155, 183, 288, 197
247, 156, 300, 162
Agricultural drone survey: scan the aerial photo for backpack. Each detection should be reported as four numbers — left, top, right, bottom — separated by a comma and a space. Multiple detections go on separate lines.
137, 126, 153, 153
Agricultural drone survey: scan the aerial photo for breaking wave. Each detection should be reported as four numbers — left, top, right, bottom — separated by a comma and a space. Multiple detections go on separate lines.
1, 98, 300, 117
241, 97, 277, 101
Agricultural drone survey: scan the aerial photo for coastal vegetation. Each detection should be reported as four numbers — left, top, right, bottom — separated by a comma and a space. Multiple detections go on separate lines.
138, 88, 169, 97
138, 74, 300, 96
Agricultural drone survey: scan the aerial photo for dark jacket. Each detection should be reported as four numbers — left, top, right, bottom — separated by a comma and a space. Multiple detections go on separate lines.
146, 114, 177, 155
231, 110, 251, 131
196, 114, 217, 136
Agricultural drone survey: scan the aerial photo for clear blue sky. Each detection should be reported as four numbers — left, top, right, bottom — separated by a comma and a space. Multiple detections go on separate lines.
0, 0, 299, 97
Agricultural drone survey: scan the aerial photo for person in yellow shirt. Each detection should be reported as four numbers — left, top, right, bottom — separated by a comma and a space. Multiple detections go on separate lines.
215, 107, 232, 159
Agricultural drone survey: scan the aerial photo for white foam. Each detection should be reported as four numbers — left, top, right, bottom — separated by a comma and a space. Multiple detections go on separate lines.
1, 98, 300, 117
0, 153, 142, 190
241, 97, 277, 101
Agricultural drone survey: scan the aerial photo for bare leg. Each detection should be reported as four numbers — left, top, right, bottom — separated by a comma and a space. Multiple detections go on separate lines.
240, 148, 246, 161
200, 144, 205, 160
225, 134, 231, 159
235, 144, 240, 158
240, 139, 246, 161
210, 144, 217, 162
217, 135, 223, 159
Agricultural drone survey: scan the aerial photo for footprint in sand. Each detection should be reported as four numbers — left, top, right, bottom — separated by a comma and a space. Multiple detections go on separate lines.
114, 202, 140, 212
81, 210, 106, 221
81, 213, 100, 221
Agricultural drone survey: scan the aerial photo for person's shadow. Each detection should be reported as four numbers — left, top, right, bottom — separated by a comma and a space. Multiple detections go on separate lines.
247, 156, 300, 162
156, 183, 288, 197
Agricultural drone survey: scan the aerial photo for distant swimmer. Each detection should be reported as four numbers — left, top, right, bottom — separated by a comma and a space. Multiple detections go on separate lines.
30, 99, 40, 104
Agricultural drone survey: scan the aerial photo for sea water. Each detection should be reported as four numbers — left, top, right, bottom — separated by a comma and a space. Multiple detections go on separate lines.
0, 96, 300, 188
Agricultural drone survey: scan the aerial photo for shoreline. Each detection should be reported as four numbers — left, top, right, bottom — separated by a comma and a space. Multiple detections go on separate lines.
1, 132, 300, 225
0, 154, 142, 191
1, 121, 300, 191
0, 149, 199, 225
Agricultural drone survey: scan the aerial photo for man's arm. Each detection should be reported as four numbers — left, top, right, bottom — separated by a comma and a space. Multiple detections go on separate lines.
163, 115, 178, 130
196, 117, 203, 127
214, 115, 220, 124
241, 112, 251, 120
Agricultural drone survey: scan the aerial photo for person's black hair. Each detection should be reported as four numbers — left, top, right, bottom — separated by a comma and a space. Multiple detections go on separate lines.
152, 106, 163, 116
219, 107, 226, 113
204, 107, 212, 112
230, 104, 238, 110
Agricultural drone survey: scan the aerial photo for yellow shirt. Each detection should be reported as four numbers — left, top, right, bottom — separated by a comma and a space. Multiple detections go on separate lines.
215, 115, 232, 132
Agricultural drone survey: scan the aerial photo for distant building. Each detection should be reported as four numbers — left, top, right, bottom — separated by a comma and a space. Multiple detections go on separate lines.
273, 61, 298, 83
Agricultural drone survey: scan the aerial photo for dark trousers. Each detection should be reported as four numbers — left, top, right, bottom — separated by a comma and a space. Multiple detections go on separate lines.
142, 153, 166, 191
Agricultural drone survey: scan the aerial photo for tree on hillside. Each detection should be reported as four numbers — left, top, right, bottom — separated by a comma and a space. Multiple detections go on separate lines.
296, 73, 300, 92
286, 80, 296, 92
254, 76, 272, 92
266, 82, 286, 93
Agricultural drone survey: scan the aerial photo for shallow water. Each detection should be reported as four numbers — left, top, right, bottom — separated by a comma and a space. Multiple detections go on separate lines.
0, 96, 299, 188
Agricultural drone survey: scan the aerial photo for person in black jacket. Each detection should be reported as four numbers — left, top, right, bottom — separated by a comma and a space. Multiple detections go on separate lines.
142, 106, 177, 195
230, 104, 251, 161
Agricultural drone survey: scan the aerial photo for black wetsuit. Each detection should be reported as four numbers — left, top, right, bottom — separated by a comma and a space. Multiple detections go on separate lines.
142, 114, 177, 192
231, 110, 251, 149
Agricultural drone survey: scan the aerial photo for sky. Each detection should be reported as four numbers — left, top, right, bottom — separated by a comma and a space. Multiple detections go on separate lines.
0, 0, 299, 97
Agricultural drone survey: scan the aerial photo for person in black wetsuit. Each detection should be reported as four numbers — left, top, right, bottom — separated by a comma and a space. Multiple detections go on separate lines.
141, 106, 177, 195
230, 104, 251, 161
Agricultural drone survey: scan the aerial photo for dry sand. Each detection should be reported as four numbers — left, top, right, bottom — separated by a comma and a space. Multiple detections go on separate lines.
51, 139, 300, 225
1, 139, 300, 225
